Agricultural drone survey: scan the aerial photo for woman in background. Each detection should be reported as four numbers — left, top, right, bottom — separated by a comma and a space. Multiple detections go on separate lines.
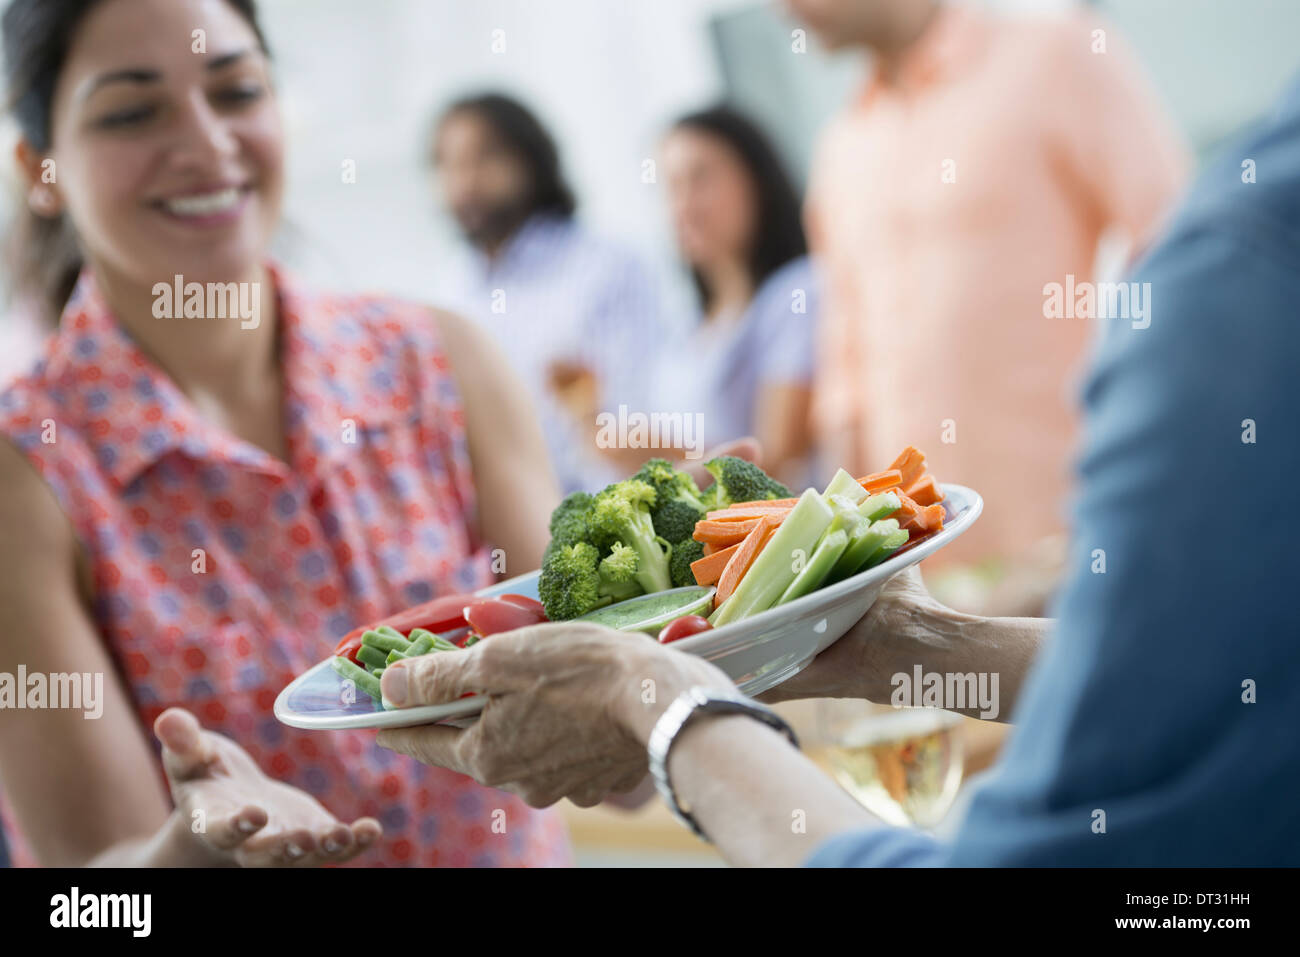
0, 0, 573, 866
657, 107, 819, 487
575, 106, 819, 488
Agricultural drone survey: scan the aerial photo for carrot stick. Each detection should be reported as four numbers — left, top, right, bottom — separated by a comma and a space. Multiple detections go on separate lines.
704, 505, 794, 522
701, 542, 718, 557
693, 518, 762, 546
726, 497, 799, 509
714, 517, 778, 608
691, 541, 740, 586
857, 469, 902, 493
888, 447, 927, 489
905, 474, 942, 506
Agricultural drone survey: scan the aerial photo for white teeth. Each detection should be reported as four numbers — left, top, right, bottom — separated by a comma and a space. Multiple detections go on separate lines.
163, 187, 241, 217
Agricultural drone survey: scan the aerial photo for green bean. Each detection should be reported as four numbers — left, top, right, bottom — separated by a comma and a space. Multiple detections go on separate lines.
361, 629, 410, 654
406, 634, 436, 656
331, 656, 382, 702
356, 643, 389, 670
408, 629, 459, 652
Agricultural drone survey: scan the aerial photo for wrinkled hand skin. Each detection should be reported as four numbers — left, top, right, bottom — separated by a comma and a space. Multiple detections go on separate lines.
761, 565, 975, 706
157, 707, 382, 867
376, 623, 735, 808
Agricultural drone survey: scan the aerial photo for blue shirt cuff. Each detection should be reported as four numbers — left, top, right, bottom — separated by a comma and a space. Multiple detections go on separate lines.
805, 826, 949, 867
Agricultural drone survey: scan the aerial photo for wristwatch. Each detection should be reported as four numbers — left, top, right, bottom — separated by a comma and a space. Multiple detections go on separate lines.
647, 686, 800, 842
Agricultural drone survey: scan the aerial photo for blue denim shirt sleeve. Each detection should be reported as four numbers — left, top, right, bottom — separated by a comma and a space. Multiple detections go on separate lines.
803, 74, 1300, 868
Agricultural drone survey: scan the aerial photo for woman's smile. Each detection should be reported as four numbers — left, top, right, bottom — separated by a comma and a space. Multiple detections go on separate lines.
150, 183, 254, 228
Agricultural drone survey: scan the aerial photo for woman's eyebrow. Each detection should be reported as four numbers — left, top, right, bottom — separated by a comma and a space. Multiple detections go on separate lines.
78, 48, 258, 102
80, 68, 159, 101
206, 48, 256, 71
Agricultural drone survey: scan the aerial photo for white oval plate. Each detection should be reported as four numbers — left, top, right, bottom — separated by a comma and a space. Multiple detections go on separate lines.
275, 484, 982, 730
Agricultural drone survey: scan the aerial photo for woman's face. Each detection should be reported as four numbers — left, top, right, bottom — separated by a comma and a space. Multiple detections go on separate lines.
37, 0, 283, 290
662, 127, 756, 273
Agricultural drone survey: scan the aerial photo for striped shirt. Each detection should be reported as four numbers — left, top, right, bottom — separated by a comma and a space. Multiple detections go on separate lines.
434, 214, 665, 493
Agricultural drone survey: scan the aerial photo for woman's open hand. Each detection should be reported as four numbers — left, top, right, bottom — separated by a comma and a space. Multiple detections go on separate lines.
156, 708, 382, 866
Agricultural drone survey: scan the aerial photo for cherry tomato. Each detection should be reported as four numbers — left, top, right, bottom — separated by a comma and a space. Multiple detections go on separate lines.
497, 594, 547, 617
658, 615, 712, 644
463, 598, 548, 638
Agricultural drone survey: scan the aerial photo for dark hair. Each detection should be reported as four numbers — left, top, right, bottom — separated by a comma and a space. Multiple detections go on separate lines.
436, 92, 576, 220
2, 0, 270, 326
671, 105, 807, 313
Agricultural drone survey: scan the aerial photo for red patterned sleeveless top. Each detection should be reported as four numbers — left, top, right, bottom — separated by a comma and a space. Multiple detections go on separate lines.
0, 264, 571, 867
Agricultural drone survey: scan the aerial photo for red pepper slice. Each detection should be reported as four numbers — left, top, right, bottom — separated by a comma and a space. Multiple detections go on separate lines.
463, 598, 548, 638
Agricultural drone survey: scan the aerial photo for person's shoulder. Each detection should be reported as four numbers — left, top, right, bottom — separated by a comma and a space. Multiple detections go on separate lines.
556, 217, 652, 276
0, 345, 65, 439
302, 286, 444, 354
1001, 6, 1107, 53
1173, 83, 1300, 262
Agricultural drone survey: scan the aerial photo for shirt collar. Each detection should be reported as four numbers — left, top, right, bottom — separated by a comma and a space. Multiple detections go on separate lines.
469, 212, 573, 279
859, 2, 991, 105
43, 263, 385, 489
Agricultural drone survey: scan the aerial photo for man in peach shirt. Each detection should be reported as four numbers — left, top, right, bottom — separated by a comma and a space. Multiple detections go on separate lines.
791, 0, 1189, 609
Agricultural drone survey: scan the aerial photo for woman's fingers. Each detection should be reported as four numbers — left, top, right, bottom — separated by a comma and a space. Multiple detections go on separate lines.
202, 804, 269, 850
234, 817, 381, 867
154, 707, 216, 782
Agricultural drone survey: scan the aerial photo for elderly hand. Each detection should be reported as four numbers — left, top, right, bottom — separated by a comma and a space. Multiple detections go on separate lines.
759, 565, 952, 705
375, 622, 736, 807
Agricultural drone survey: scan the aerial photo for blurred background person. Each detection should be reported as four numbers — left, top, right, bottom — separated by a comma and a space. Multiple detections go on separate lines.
790, 0, 1191, 616
430, 93, 665, 494
566, 105, 821, 488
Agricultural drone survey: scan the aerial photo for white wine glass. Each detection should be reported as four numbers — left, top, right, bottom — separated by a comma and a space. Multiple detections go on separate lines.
815, 699, 965, 829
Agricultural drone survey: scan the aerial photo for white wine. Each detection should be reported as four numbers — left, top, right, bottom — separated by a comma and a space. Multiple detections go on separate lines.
824, 708, 964, 828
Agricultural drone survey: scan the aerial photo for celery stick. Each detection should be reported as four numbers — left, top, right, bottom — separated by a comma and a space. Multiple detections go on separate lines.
830, 518, 902, 582
861, 527, 910, 570
859, 491, 901, 523
821, 468, 868, 505
710, 489, 834, 627
776, 527, 850, 605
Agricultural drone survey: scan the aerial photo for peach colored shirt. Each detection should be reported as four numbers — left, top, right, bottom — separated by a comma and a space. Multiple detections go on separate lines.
807, 4, 1189, 566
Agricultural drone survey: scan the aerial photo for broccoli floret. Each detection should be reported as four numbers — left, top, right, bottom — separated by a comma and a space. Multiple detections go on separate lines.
634, 458, 710, 543
538, 541, 645, 620
548, 491, 595, 547
599, 541, 638, 583
588, 480, 673, 595
669, 537, 705, 589
703, 456, 792, 509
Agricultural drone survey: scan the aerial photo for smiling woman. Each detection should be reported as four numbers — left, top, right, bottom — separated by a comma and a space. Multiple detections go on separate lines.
0, 0, 569, 868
